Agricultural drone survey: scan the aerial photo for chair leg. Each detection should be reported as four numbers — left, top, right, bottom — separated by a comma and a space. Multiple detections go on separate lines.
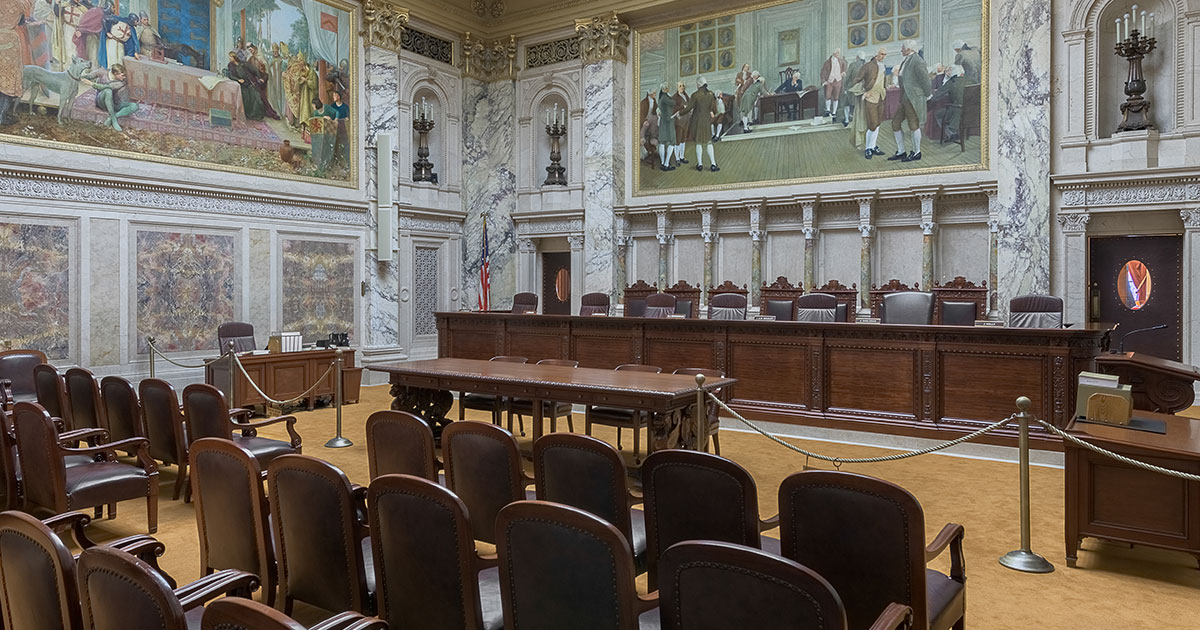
616, 427, 623, 450
458, 393, 465, 421
712, 431, 721, 456
517, 413, 525, 436
284, 595, 294, 615
94, 506, 103, 519
645, 413, 655, 456
172, 462, 187, 501
107, 502, 117, 519
146, 491, 158, 534
584, 409, 593, 436
633, 420, 641, 465
566, 414, 574, 432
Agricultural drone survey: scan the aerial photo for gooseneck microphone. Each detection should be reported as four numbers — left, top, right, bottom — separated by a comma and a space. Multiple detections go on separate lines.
1116, 324, 1168, 353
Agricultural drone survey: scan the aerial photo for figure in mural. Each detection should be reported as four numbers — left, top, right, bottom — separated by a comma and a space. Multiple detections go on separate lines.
21, 56, 92, 124
268, 42, 288, 117
711, 88, 726, 140
671, 81, 690, 166
673, 75, 720, 172
135, 12, 162, 60
0, 0, 34, 126
820, 49, 846, 118
776, 68, 802, 93
228, 51, 269, 122
283, 52, 318, 130
737, 71, 765, 133
640, 91, 659, 168
842, 50, 867, 127
931, 64, 965, 142
952, 40, 981, 84
82, 61, 136, 131
856, 47, 888, 159
656, 82, 676, 170
72, 3, 106, 68
887, 40, 931, 163
246, 44, 280, 120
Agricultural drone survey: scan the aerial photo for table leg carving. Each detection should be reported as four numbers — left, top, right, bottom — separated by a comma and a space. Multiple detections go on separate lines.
650, 401, 715, 451
389, 383, 454, 443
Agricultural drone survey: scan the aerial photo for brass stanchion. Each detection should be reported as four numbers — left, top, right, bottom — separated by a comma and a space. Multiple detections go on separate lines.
694, 373, 706, 452
147, 336, 156, 378
999, 396, 1054, 573
325, 348, 353, 448
227, 341, 237, 401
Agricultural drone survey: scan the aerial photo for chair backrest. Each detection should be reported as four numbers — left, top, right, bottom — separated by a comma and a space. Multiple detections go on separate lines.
536, 359, 578, 368
496, 501, 643, 630
835, 302, 848, 322
77, 546, 186, 630
441, 421, 525, 544
941, 300, 978, 326
189, 438, 272, 594
11, 402, 66, 511
1009, 294, 1063, 328
660, 541, 849, 630
616, 364, 662, 374
368, 474, 485, 630
99, 376, 143, 443
708, 293, 748, 320
674, 299, 694, 317
624, 298, 647, 318
512, 293, 539, 314
0, 510, 81, 630
34, 363, 71, 425
182, 383, 233, 443
644, 293, 676, 319
138, 379, 186, 465
880, 291, 934, 325
490, 355, 529, 364
365, 410, 438, 481
533, 434, 633, 543
202, 598, 305, 630
763, 298, 797, 321
641, 450, 763, 589
795, 293, 838, 322
268, 454, 371, 614
580, 292, 611, 316
778, 470, 928, 630
218, 321, 257, 353
64, 367, 104, 431
0, 349, 47, 399
0, 407, 17, 510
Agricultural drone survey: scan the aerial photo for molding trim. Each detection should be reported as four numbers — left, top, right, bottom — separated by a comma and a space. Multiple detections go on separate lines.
575, 11, 630, 64
361, 0, 410, 53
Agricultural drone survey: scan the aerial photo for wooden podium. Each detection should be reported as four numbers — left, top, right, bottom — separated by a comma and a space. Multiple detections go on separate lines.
1095, 352, 1200, 414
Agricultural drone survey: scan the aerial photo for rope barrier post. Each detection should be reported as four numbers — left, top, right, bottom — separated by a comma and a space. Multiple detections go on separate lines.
694, 373, 706, 452
147, 336, 156, 379
999, 396, 1054, 574
227, 341, 237, 401
325, 348, 353, 448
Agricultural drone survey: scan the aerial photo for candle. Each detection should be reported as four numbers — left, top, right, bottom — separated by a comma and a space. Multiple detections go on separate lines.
1140, 10, 1145, 35
1148, 12, 1154, 38
1124, 13, 1131, 36
1115, 18, 1123, 41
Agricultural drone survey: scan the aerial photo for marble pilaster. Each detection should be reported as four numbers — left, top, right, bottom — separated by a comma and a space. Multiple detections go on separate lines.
582, 58, 626, 301
516, 238, 537, 293
462, 78, 518, 310
1057, 212, 1090, 326
1182, 210, 1200, 367
701, 207, 714, 303
89, 219, 119, 366
986, 190, 1000, 319
615, 215, 631, 294
655, 209, 671, 288
363, 46, 401, 349
801, 201, 816, 291
748, 204, 763, 304
919, 194, 936, 290
857, 197, 874, 314
568, 235, 586, 313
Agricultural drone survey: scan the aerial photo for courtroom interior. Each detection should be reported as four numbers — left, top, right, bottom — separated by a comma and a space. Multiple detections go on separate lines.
1, 0, 1199, 628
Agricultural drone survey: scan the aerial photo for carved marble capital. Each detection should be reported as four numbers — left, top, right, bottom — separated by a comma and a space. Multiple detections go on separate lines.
517, 237, 537, 253
800, 202, 816, 229
463, 33, 518, 81
654, 208, 671, 238
918, 193, 936, 223
858, 225, 874, 238
802, 226, 817, 240
360, 0, 409, 53
747, 203, 762, 233
567, 235, 585, 250
987, 218, 1001, 233
575, 11, 631, 64
1182, 209, 1200, 231
1056, 212, 1090, 234
656, 234, 675, 245
855, 196, 873, 224
920, 221, 936, 236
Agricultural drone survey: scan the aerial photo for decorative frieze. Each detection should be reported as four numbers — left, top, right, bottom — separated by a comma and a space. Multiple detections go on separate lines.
1059, 183, 1200, 207
401, 27, 453, 65
361, 0, 409, 53
515, 217, 584, 235
463, 33, 518, 81
526, 36, 582, 68
399, 215, 462, 233
575, 12, 631, 64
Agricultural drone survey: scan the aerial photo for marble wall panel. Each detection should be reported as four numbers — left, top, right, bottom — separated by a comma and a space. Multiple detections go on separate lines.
768, 231, 805, 287
719, 235, 752, 288
281, 239, 356, 343
249, 229, 272, 339
135, 230, 237, 354
938, 225, 990, 286
675, 235, 703, 288
876, 227, 923, 287
0, 222, 71, 360
583, 59, 626, 299
89, 219, 120, 366
462, 78, 518, 309
364, 47, 401, 349
634, 237, 658, 285
820, 229, 860, 287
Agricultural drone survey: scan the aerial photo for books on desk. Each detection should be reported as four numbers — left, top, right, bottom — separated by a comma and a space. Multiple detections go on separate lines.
267, 332, 303, 353
1074, 370, 1133, 425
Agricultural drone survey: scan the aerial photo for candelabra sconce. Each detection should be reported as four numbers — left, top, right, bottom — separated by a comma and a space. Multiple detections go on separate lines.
1113, 6, 1156, 133
543, 104, 567, 186
412, 97, 438, 184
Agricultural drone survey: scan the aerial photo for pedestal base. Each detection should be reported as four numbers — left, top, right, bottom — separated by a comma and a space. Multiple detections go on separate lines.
390, 384, 454, 444
998, 549, 1055, 573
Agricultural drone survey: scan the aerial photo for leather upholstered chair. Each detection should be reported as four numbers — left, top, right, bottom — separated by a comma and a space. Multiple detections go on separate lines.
584, 364, 662, 464
268, 454, 374, 615
458, 356, 528, 428
64, 367, 106, 432
218, 322, 258, 353
708, 292, 748, 320
533, 434, 648, 573
941, 301, 978, 326
580, 292, 611, 316
77, 546, 259, 630
100, 376, 145, 445
495, 501, 659, 629
139, 379, 192, 501
640, 450, 780, 590
763, 298, 797, 321
673, 368, 724, 455
779, 470, 966, 630
190, 438, 277, 607
659, 541, 912, 630
202, 598, 387, 630
0, 405, 103, 511
34, 363, 72, 427
0, 348, 47, 409
182, 383, 301, 471
365, 410, 440, 482
880, 291, 935, 325
441, 421, 534, 545
795, 293, 839, 322
624, 298, 648, 317
511, 293, 539, 314
368, 474, 504, 630
506, 359, 577, 436
0, 509, 83, 630
13, 401, 159, 533
643, 293, 676, 319
1009, 294, 1064, 328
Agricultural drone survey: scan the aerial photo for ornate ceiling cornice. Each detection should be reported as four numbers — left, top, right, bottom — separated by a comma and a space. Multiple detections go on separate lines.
575, 11, 631, 63
361, 0, 410, 53
462, 33, 519, 81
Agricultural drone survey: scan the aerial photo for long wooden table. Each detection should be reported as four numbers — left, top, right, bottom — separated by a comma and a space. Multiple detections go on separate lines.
368, 358, 735, 449
436, 312, 1112, 447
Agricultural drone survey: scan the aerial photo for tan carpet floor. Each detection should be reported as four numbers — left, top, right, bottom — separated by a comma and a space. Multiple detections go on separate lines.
71, 385, 1200, 628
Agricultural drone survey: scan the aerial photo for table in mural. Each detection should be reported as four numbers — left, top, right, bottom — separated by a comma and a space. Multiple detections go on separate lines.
124, 58, 244, 120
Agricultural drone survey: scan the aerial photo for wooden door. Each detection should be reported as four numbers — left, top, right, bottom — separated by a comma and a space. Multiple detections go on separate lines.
1089, 235, 1182, 360
541, 252, 571, 315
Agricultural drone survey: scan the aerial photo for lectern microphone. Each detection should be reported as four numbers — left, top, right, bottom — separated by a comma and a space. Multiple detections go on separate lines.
1116, 323, 1168, 353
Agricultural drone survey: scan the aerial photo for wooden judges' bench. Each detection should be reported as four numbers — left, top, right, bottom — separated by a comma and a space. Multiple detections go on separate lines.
436, 312, 1110, 447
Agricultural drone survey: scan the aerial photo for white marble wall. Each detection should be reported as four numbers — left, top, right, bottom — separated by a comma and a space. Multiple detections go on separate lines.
582, 59, 626, 300
876, 227, 924, 287
363, 46, 403, 354
462, 78, 519, 310
767, 231, 805, 286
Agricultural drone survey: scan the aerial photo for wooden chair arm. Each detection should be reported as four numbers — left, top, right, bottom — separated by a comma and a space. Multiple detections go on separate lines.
312, 612, 388, 630
175, 569, 259, 611
627, 488, 644, 506
925, 522, 966, 581
58, 427, 108, 445
351, 484, 370, 529
43, 512, 96, 547
522, 472, 536, 488
230, 414, 302, 448
758, 513, 780, 532
107, 536, 177, 588
868, 603, 913, 630
636, 590, 660, 615
228, 408, 253, 422
61, 437, 147, 459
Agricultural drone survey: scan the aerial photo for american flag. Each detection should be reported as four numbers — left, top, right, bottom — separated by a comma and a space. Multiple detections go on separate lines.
477, 217, 491, 311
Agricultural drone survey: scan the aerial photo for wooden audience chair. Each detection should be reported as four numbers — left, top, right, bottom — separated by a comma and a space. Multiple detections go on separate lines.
368, 474, 504, 630
779, 470, 966, 630
673, 367, 725, 455
182, 383, 301, 470
495, 501, 659, 629
365, 410, 440, 482
660, 541, 912, 630
34, 363, 73, 428
77, 546, 259, 630
458, 356, 528, 428
203, 597, 387, 630
268, 454, 374, 615
584, 364, 662, 464
12, 401, 158, 533
0, 405, 117, 511
190, 438, 277, 607
506, 358, 578, 436
533, 433, 648, 573
139, 378, 192, 501
441, 421, 534, 545
100, 375, 146, 456
0, 348, 47, 410
641, 449, 780, 590
64, 367, 107, 432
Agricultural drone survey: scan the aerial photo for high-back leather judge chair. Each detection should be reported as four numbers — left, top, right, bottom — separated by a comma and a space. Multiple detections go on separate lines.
580, 292, 611, 316
1009, 294, 1063, 328
0, 349, 47, 409
708, 293, 748, 320
511, 293, 539, 314
941, 301, 978, 326
182, 383, 301, 470
659, 541, 913, 630
762, 297, 797, 321
64, 367, 105, 432
34, 363, 72, 427
643, 293, 676, 319
368, 474, 504, 630
202, 597, 388, 630
365, 410, 440, 482
100, 376, 144, 444
442, 421, 533, 544
779, 470, 966, 630
218, 322, 257, 353
139, 378, 191, 501
795, 293, 839, 322
880, 292, 935, 325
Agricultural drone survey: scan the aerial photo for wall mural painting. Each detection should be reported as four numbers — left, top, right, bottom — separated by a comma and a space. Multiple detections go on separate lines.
136, 230, 236, 354
634, 0, 986, 195
281, 238, 354, 343
0, 0, 356, 186
0, 223, 71, 360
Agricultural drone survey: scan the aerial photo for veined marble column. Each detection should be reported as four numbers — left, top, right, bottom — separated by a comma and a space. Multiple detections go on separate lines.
801, 201, 816, 291
749, 203, 764, 304
363, 43, 401, 350
857, 197, 874, 315
918, 194, 937, 289
655, 209, 671, 288
615, 214, 631, 294
1057, 212, 1090, 326
1182, 210, 1200, 367
568, 235, 585, 313
986, 190, 1000, 319
701, 207, 714, 303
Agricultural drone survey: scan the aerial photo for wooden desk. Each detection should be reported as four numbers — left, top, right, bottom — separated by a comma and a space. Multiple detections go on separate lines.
436, 312, 1110, 447
1064, 412, 1200, 567
369, 358, 734, 448
206, 348, 355, 410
